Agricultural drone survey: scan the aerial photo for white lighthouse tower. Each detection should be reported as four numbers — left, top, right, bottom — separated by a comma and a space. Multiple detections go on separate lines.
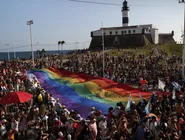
122, 0, 129, 27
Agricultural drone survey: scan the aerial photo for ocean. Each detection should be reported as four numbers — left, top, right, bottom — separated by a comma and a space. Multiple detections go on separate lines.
0, 50, 71, 61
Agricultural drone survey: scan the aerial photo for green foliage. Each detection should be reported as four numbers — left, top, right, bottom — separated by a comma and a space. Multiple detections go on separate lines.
58, 41, 65, 45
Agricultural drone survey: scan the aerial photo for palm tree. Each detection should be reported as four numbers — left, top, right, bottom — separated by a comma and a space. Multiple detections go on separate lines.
60, 41, 65, 54
58, 41, 65, 54
40, 49, 46, 57
36, 50, 40, 58
58, 41, 61, 54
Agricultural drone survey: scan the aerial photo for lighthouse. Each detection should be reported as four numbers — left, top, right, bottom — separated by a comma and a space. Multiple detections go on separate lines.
122, 0, 129, 27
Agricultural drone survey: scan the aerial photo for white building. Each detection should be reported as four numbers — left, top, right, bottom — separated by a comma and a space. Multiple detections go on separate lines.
89, 0, 174, 49
92, 24, 159, 45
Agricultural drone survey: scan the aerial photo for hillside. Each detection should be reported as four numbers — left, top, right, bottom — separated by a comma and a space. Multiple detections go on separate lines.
107, 43, 183, 57
160, 43, 183, 56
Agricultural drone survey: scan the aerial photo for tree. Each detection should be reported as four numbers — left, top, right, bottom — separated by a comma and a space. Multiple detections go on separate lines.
58, 41, 61, 54
60, 41, 65, 54
40, 49, 46, 57
58, 41, 65, 54
36, 49, 46, 58
36, 50, 40, 57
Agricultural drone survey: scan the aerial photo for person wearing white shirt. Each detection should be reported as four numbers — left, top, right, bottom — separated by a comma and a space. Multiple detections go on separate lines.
112, 106, 120, 117
149, 117, 158, 139
49, 96, 56, 106
99, 117, 107, 139
63, 106, 70, 115
11, 117, 19, 140
55, 98, 62, 115
41, 114, 49, 131
0, 121, 7, 139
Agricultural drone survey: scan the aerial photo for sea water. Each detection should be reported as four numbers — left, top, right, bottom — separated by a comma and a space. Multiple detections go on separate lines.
0, 50, 71, 61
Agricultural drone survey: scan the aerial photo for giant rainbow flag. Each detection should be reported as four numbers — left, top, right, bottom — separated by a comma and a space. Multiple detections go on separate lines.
29, 68, 152, 117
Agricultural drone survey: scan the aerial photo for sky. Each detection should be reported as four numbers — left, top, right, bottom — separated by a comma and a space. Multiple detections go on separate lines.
0, 0, 184, 52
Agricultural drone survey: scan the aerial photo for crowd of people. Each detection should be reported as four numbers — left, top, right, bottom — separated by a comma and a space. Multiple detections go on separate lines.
0, 47, 184, 140
64, 49, 182, 91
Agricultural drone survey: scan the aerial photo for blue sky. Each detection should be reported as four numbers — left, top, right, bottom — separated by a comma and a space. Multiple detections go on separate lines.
0, 0, 184, 52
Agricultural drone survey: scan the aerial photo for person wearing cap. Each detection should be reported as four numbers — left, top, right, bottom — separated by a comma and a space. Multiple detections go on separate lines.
95, 110, 103, 122
62, 106, 70, 115
149, 116, 158, 139
48, 94, 56, 106
98, 116, 107, 139
88, 107, 96, 118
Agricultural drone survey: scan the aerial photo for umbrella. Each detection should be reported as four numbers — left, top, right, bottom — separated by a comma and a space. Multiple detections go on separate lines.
0, 91, 32, 105
147, 113, 159, 121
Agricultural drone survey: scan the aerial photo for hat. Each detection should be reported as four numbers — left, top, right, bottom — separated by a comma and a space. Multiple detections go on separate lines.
56, 98, 59, 101
1, 119, 7, 123
97, 110, 102, 114
40, 88, 45, 91
67, 134, 71, 140
76, 114, 81, 118
54, 118, 58, 121
112, 125, 117, 129
58, 132, 63, 137
62, 105, 66, 108
91, 107, 95, 110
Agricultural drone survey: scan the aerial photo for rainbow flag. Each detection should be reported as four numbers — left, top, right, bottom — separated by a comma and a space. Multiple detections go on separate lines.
29, 68, 152, 117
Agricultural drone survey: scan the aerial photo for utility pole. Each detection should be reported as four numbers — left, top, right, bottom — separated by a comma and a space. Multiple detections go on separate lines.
101, 22, 105, 77
5, 44, 10, 61
14, 41, 16, 59
179, 0, 185, 79
27, 20, 34, 67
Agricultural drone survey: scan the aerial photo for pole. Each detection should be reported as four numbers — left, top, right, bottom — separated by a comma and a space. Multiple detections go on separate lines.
182, 2, 185, 79
58, 43, 60, 54
101, 22, 105, 77
6, 44, 10, 61
14, 41, 16, 59
179, 0, 185, 79
76, 42, 78, 55
29, 24, 35, 67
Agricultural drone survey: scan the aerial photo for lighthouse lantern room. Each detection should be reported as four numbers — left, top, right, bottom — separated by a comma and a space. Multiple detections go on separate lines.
122, 0, 129, 27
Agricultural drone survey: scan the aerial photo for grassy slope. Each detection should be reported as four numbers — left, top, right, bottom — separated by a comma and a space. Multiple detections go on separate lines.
160, 43, 183, 56
107, 44, 183, 57
107, 45, 155, 56
61, 44, 183, 59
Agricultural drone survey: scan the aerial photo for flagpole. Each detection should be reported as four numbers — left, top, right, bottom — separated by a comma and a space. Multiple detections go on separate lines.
101, 22, 105, 77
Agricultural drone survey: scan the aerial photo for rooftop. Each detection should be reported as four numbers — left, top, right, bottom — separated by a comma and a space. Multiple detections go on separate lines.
96, 24, 154, 31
